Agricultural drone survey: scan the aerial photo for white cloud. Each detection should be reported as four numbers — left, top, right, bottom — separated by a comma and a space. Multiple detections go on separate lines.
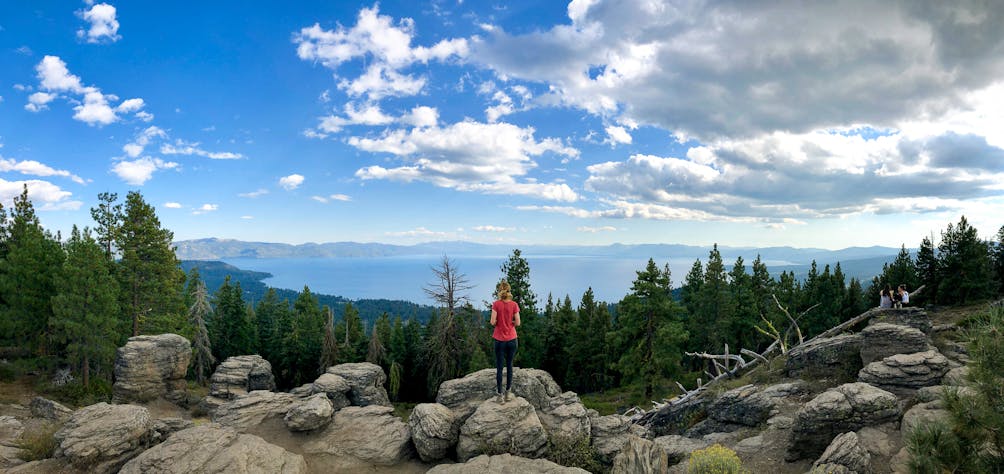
294, 5, 468, 100
279, 174, 305, 190
160, 140, 243, 159
314, 103, 439, 136
577, 225, 618, 233
604, 125, 632, 145
0, 157, 86, 184
0, 178, 81, 211
116, 98, 145, 113
314, 193, 352, 203
36, 56, 84, 93
192, 203, 218, 215
240, 215, 254, 220
134, 111, 154, 122
350, 120, 580, 202
239, 189, 269, 198
473, 225, 514, 232
164, 202, 182, 209
77, 3, 121, 43
111, 157, 178, 185
385, 227, 452, 238
123, 126, 166, 158
25, 92, 55, 112
73, 90, 117, 126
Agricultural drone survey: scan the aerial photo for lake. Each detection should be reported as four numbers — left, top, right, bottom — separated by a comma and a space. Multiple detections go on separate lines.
221, 255, 702, 305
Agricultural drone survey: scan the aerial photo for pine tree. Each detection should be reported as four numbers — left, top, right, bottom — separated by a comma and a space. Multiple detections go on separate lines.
937, 216, 994, 304
0, 186, 65, 355
992, 226, 1004, 296
285, 286, 325, 385
335, 302, 365, 363
319, 306, 338, 370
51, 227, 119, 387
89, 192, 122, 260
726, 256, 761, 351
499, 249, 542, 368
884, 245, 918, 293
698, 244, 731, 351
210, 276, 251, 361
254, 288, 285, 366
541, 293, 573, 388
611, 259, 688, 399
116, 191, 186, 336
187, 275, 215, 386
915, 235, 938, 305
367, 322, 386, 366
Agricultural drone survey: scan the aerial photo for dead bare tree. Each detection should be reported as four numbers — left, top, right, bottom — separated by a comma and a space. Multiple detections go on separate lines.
424, 255, 474, 317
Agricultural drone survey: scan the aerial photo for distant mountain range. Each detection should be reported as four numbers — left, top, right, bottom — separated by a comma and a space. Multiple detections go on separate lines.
174, 238, 906, 283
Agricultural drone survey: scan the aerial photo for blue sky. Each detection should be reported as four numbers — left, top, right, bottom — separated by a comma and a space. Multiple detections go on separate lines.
2, 1, 1003, 249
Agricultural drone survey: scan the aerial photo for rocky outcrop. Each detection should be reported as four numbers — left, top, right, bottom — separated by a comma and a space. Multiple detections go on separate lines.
436, 368, 562, 423
812, 432, 870, 473
653, 435, 710, 466
112, 334, 191, 404
426, 453, 590, 473
29, 396, 73, 422
456, 396, 548, 462
151, 418, 194, 443
212, 391, 297, 432
707, 384, 774, 427
591, 414, 648, 463
785, 333, 863, 380
283, 393, 333, 432
54, 403, 155, 474
858, 350, 950, 396
868, 307, 931, 334
302, 405, 412, 466
942, 366, 968, 386
901, 401, 950, 435
325, 362, 391, 407
635, 392, 711, 437
0, 416, 26, 470
208, 355, 276, 401
538, 391, 591, 441
787, 383, 900, 461
119, 424, 307, 474
408, 403, 460, 462
310, 373, 352, 410
860, 323, 930, 365
611, 435, 668, 474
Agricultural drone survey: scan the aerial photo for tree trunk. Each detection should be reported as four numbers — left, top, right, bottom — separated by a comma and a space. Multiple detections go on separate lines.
83, 353, 90, 387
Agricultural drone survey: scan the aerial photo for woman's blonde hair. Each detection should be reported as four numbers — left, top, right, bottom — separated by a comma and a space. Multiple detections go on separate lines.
497, 280, 512, 301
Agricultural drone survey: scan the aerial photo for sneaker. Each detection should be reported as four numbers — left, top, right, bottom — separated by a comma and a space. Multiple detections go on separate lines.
496, 391, 505, 404
504, 390, 512, 402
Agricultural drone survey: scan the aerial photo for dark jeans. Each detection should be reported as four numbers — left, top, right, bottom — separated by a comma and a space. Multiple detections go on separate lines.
494, 338, 518, 393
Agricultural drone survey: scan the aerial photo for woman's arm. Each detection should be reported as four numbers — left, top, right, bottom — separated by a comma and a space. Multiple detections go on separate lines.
490, 308, 497, 326
513, 311, 521, 327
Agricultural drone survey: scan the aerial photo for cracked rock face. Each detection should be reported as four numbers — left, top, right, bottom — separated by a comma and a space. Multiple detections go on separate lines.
787, 382, 899, 461
707, 384, 774, 427
408, 403, 460, 462
456, 396, 548, 462
325, 362, 391, 407
284, 393, 334, 432
302, 405, 412, 466
54, 403, 156, 474
858, 350, 950, 396
812, 431, 870, 473
208, 355, 276, 401
785, 334, 863, 381
112, 334, 191, 404
859, 323, 930, 365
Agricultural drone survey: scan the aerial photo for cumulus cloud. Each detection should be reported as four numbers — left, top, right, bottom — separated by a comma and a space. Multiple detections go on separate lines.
192, 203, 218, 214
0, 157, 86, 184
577, 226, 617, 233
111, 157, 178, 185
294, 5, 468, 100
473, 225, 514, 232
123, 126, 167, 158
31, 56, 147, 126
310, 103, 439, 137
164, 202, 182, 209
471, 1, 1004, 141
312, 193, 352, 203
0, 178, 82, 211
239, 188, 269, 198
279, 174, 305, 190
604, 125, 632, 146
351, 120, 580, 201
77, 3, 121, 43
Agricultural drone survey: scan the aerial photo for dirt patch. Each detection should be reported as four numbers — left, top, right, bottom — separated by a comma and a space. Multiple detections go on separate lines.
0, 378, 37, 409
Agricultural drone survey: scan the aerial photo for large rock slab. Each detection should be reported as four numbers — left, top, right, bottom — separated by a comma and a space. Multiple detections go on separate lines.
858, 350, 950, 396
113, 334, 191, 404
427, 453, 589, 473
901, 401, 950, 436
302, 405, 412, 466
283, 393, 333, 432
707, 384, 774, 426
456, 396, 548, 462
408, 403, 460, 462
812, 431, 870, 473
325, 362, 391, 407
212, 391, 297, 432
209, 355, 276, 401
785, 333, 863, 381
868, 307, 931, 334
310, 373, 351, 410
590, 414, 647, 463
653, 435, 710, 466
119, 423, 307, 474
437, 368, 562, 423
860, 323, 930, 365
0, 415, 25, 443
29, 396, 73, 422
787, 383, 900, 461
54, 403, 155, 474
538, 391, 591, 441
612, 435, 668, 474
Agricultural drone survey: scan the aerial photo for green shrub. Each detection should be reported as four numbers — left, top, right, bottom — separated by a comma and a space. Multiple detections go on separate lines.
17, 422, 59, 461
44, 378, 113, 407
0, 363, 15, 383
687, 444, 746, 474
546, 434, 604, 473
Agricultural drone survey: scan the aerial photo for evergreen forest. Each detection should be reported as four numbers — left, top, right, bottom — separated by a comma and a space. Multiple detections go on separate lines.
2, 187, 1004, 410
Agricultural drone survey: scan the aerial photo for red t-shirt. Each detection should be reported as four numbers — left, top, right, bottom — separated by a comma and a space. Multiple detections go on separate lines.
492, 299, 519, 341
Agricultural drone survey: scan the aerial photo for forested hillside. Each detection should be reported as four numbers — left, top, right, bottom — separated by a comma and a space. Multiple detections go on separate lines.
2, 188, 1003, 410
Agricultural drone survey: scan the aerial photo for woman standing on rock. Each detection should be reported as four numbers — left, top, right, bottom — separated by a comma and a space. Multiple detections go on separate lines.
490, 280, 520, 404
